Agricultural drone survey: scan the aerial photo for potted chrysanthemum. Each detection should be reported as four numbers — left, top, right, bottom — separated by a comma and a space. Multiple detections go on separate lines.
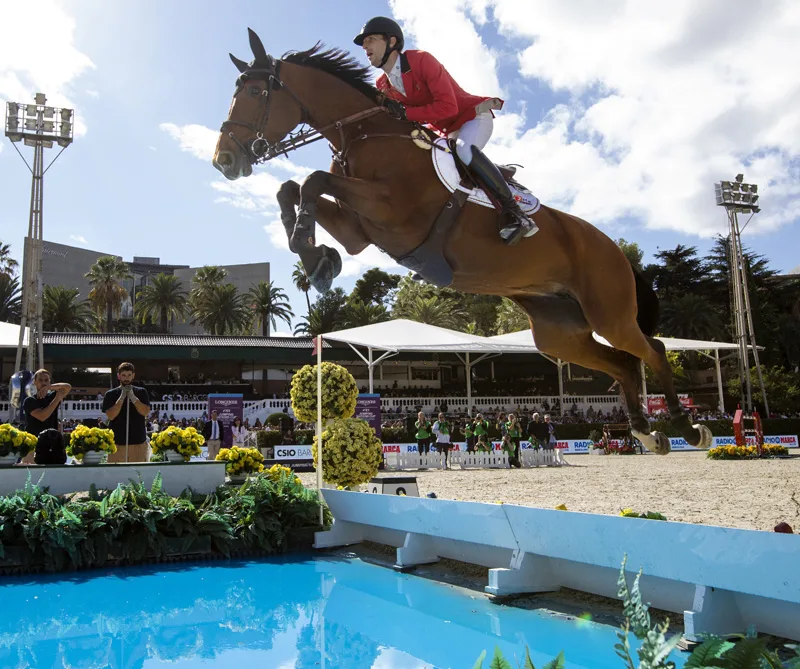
151, 426, 204, 462
290, 361, 358, 424
216, 445, 264, 483
0, 424, 37, 466
312, 417, 383, 489
67, 425, 116, 464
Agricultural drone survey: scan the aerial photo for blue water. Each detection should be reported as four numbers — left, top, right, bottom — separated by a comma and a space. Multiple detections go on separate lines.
0, 555, 686, 669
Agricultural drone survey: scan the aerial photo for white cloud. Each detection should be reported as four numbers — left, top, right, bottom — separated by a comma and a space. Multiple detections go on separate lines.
391, 0, 800, 237
148, 145, 157, 152
159, 123, 219, 161
69, 234, 88, 245
85, 89, 99, 99
0, 0, 94, 137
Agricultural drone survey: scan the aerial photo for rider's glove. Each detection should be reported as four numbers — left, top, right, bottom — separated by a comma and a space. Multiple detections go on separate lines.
382, 98, 407, 121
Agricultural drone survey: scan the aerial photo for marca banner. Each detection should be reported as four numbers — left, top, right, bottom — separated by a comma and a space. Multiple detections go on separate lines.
356, 393, 382, 439
207, 394, 243, 448
379, 435, 799, 455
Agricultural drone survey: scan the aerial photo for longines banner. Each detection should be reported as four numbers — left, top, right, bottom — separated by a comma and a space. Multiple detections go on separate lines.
355, 393, 381, 438
207, 394, 243, 448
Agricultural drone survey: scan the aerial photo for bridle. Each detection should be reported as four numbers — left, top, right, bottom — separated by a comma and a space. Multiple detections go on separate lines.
220, 55, 385, 166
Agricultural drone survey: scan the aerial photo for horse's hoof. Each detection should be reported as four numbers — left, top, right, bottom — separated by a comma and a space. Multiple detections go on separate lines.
322, 246, 342, 278
692, 424, 713, 450
308, 256, 335, 293
652, 432, 671, 455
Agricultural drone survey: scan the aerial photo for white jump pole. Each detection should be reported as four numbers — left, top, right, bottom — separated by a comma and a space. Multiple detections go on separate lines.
316, 334, 323, 526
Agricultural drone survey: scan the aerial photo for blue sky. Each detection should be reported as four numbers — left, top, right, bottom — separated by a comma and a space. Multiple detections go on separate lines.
2, 1, 798, 331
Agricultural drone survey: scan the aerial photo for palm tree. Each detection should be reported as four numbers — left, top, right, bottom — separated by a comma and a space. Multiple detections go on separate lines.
292, 261, 312, 317
189, 265, 228, 325
401, 295, 466, 329
193, 283, 251, 335
0, 273, 21, 323
43, 285, 96, 332
134, 273, 188, 333
660, 294, 725, 341
293, 303, 342, 336
0, 241, 19, 277
344, 299, 390, 328
247, 281, 293, 336
85, 255, 131, 333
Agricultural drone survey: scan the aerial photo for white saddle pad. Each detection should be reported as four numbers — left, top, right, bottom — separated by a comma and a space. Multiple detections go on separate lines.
430, 138, 541, 215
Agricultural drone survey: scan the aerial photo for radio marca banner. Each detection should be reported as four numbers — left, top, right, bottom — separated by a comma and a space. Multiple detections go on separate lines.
207, 394, 243, 448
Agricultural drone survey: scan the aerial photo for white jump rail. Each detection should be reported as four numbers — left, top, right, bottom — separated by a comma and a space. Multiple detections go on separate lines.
314, 490, 800, 641
382, 449, 567, 470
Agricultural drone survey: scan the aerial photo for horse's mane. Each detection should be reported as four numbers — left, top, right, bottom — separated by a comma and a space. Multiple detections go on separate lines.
282, 43, 379, 103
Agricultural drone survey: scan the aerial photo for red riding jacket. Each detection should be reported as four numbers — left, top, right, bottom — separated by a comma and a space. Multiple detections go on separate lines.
376, 50, 503, 135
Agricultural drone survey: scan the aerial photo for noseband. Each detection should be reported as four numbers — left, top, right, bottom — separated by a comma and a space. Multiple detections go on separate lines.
220, 56, 382, 164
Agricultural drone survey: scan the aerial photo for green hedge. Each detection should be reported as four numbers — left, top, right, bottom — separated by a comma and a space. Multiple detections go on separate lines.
255, 430, 284, 448
0, 471, 330, 574
377, 419, 800, 443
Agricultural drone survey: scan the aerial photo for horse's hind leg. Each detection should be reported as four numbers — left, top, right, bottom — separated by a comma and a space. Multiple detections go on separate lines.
513, 295, 671, 455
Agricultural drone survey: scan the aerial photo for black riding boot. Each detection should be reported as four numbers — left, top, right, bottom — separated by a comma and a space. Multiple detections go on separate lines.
469, 146, 538, 245
291, 204, 342, 293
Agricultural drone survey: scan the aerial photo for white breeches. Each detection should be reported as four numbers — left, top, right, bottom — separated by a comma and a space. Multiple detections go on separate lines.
449, 112, 494, 165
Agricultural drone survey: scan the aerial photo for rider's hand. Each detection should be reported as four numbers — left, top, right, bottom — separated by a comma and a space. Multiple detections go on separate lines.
382, 98, 407, 121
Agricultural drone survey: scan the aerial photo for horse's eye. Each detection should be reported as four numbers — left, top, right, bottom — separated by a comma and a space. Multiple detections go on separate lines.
248, 85, 262, 96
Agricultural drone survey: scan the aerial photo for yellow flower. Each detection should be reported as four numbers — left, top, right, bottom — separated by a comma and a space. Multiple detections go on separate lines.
555, 504, 568, 511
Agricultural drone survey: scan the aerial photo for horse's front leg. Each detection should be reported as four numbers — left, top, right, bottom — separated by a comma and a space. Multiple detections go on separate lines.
276, 180, 301, 252
291, 170, 391, 292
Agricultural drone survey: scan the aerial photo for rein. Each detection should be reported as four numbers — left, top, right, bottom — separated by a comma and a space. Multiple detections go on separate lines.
221, 57, 443, 171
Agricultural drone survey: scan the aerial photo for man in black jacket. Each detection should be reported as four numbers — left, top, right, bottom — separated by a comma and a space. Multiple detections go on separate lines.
202, 410, 226, 460
527, 412, 549, 450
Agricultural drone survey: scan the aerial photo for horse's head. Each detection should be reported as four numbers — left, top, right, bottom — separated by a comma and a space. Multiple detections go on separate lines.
213, 29, 304, 180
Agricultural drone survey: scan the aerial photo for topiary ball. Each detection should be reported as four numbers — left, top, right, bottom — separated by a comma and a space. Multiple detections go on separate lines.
312, 417, 383, 488
290, 362, 358, 424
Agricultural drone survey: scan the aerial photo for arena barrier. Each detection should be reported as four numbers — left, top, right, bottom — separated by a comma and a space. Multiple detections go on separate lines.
314, 490, 800, 641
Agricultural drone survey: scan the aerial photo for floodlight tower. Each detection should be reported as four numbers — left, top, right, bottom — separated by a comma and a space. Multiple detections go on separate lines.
713, 174, 769, 416
4, 93, 75, 374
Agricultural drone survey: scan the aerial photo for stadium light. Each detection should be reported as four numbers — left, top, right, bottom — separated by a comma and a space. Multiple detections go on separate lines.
4, 93, 76, 379
713, 173, 768, 418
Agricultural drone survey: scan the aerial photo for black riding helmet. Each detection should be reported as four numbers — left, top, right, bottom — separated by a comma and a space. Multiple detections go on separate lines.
353, 16, 404, 67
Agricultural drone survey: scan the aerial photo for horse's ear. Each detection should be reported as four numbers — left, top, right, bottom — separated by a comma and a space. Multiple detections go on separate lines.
229, 53, 249, 73
248, 28, 268, 63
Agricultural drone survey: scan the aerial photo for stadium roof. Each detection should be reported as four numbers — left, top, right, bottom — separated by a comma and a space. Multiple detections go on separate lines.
40, 332, 323, 348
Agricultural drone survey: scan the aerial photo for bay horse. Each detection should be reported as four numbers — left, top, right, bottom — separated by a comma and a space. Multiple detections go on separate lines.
212, 29, 713, 454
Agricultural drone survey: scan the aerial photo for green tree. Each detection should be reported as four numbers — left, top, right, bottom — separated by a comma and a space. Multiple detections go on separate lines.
659, 294, 725, 341
0, 241, 19, 277
400, 295, 465, 328
293, 287, 347, 336
616, 238, 644, 272
134, 273, 188, 334
391, 274, 467, 330
649, 245, 708, 302
189, 265, 227, 316
292, 261, 312, 318
85, 255, 131, 333
343, 299, 390, 328
495, 297, 529, 334
43, 285, 96, 332
349, 268, 401, 307
247, 281, 293, 336
727, 365, 800, 415
0, 273, 22, 323
193, 283, 251, 335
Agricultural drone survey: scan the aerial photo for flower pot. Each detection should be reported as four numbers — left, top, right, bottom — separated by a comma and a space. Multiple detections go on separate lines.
82, 451, 103, 465
0, 453, 18, 467
228, 474, 248, 484
166, 451, 185, 463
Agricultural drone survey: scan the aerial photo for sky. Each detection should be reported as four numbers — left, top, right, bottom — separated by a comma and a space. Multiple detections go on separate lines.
2, 0, 799, 333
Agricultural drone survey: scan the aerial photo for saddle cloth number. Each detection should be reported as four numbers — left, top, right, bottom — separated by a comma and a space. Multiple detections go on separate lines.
430, 138, 541, 216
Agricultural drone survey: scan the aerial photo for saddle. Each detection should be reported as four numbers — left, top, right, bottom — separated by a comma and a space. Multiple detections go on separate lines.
394, 134, 540, 287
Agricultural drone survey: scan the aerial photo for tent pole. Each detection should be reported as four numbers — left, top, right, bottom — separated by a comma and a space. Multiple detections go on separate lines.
368, 347, 373, 394
466, 352, 472, 416
557, 359, 564, 416
640, 359, 648, 415
715, 349, 724, 413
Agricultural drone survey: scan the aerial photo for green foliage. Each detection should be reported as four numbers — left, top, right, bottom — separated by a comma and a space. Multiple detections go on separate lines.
294, 287, 348, 336
0, 471, 329, 573
247, 280, 293, 336
192, 282, 252, 335
0, 240, 19, 277
43, 284, 97, 332
495, 298, 529, 335
85, 255, 132, 333
343, 298, 390, 328
0, 272, 22, 323
616, 238, 644, 272
134, 273, 188, 333
728, 365, 800, 415
348, 267, 401, 307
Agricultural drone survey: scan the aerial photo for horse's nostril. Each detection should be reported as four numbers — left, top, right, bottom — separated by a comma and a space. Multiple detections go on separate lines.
217, 152, 233, 167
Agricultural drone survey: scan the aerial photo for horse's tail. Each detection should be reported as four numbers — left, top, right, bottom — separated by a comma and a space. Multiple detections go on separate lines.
633, 267, 659, 337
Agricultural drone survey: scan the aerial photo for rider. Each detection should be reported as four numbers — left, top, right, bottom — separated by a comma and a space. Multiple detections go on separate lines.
354, 16, 537, 245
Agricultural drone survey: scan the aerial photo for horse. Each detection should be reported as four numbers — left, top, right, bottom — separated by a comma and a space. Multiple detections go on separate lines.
211, 29, 713, 455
